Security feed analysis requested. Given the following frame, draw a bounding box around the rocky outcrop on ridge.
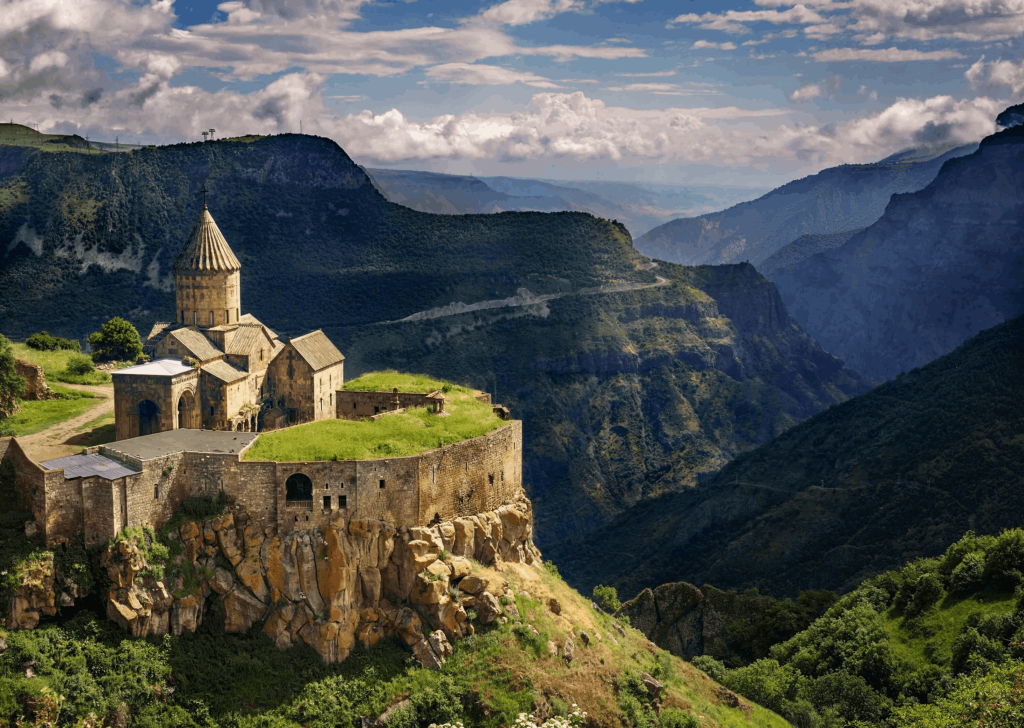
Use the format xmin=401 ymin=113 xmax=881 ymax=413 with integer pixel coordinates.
xmin=98 ymin=491 xmax=539 ymax=667
xmin=5 ymin=553 xmax=89 ymax=631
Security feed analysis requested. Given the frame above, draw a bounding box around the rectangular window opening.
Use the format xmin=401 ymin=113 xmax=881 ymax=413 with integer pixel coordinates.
xmin=339 ymin=495 xmax=347 ymax=508
xmin=323 ymin=495 xmax=331 ymax=510
xmin=488 ymin=474 xmax=494 ymax=486
xmin=154 ymin=484 xmax=159 ymax=499
xmin=379 ymin=479 xmax=385 ymax=489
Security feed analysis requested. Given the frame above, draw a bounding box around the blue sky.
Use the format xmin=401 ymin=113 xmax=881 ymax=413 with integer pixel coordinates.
xmin=1 ymin=0 xmax=1022 ymax=186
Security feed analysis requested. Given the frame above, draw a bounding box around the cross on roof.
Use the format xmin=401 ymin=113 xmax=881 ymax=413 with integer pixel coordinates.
xmin=201 ymin=185 xmax=208 ymax=209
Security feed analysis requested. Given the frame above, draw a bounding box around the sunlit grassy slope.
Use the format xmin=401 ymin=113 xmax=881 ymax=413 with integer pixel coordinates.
xmin=244 ymin=372 xmax=505 ymax=462
xmin=9 ymin=342 xmax=111 ymax=385
xmin=4 ymin=385 xmax=99 ymax=436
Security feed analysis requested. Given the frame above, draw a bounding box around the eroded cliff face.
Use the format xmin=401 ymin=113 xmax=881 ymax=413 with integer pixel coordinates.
xmin=97 ymin=491 xmax=538 ymax=667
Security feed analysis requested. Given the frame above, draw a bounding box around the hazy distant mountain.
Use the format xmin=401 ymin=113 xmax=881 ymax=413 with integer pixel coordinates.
xmin=365 ymin=167 xmax=768 ymax=238
xmin=0 ymin=133 xmax=868 ymax=548
xmin=756 ymin=229 xmax=863 ymax=279
xmin=634 ymin=142 xmax=978 ymax=266
xmin=548 ymin=315 xmax=1024 ymax=598
xmin=771 ymin=123 xmax=1024 ymax=381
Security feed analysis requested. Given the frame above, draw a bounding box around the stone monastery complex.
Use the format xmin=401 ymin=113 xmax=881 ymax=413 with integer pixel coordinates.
xmin=1 ymin=202 xmax=524 ymax=554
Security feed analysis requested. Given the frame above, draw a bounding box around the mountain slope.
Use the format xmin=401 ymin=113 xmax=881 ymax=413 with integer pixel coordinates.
xmin=756 ymin=229 xmax=862 ymax=279
xmin=547 ymin=315 xmax=1024 ymax=598
xmin=365 ymin=168 xmax=768 ymax=238
xmin=634 ymin=143 xmax=977 ymax=266
xmin=770 ymin=124 xmax=1024 ymax=381
xmin=0 ymin=134 xmax=871 ymax=549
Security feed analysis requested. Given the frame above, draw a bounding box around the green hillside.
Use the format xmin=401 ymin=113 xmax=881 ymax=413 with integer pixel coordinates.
xmin=691 ymin=528 xmax=1024 ymax=727
xmin=549 ymin=315 xmax=1024 ymax=597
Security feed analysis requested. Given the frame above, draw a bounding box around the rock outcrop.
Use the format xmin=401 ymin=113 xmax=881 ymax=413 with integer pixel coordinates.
xmin=14 ymin=359 xmax=56 ymax=402
xmin=96 ymin=491 xmax=539 ymax=667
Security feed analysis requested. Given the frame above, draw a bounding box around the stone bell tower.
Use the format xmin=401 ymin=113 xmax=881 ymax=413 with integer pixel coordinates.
xmin=173 ymin=195 xmax=242 ymax=328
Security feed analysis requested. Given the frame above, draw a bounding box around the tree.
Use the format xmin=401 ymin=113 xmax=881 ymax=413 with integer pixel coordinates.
xmin=88 ymin=317 xmax=143 ymax=363
xmin=0 ymin=333 xmax=26 ymax=420
xmin=592 ymin=584 xmax=621 ymax=613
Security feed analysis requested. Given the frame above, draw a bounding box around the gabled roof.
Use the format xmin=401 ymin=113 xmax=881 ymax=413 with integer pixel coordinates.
xmin=290 ymin=329 xmax=345 ymax=372
xmin=173 ymin=204 xmax=241 ymax=274
xmin=114 ymin=359 xmax=194 ymax=377
xmin=170 ymin=327 xmax=224 ymax=362
xmin=147 ymin=322 xmax=173 ymax=341
xmin=202 ymin=359 xmax=248 ymax=383
xmin=226 ymin=324 xmax=265 ymax=356
xmin=239 ymin=313 xmax=278 ymax=341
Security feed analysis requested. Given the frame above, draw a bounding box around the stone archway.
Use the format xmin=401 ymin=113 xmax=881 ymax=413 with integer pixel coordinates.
xmin=177 ymin=390 xmax=197 ymax=430
xmin=285 ymin=473 xmax=313 ymax=503
xmin=138 ymin=399 xmax=160 ymax=436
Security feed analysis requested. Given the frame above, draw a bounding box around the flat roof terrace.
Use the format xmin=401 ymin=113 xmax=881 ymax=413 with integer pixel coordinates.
xmin=103 ymin=429 xmax=259 ymax=461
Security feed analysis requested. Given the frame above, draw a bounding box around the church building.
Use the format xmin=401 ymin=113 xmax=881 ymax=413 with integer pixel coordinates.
xmin=111 ymin=201 xmax=345 ymax=440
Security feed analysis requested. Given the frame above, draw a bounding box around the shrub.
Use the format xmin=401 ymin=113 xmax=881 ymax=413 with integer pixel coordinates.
xmin=26 ymin=331 xmax=79 ymax=351
xmin=723 ymin=659 xmax=803 ymax=716
xmin=592 ymin=584 xmax=621 ymax=613
xmin=0 ymin=333 xmax=26 ymax=419
xmin=658 ymin=708 xmax=699 ymax=728
xmin=614 ymin=670 xmax=659 ymax=728
xmin=87 ymin=317 xmax=143 ymax=363
xmin=386 ymin=675 xmax=466 ymax=728
xmin=692 ymin=655 xmax=728 ymax=684
xmin=63 ymin=354 xmax=96 ymax=376
xmin=949 ymin=552 xmax=985 ymax=593
xmin=905 ymin=574 xmax=944 ymax=618
xmin=983 ymin=529 xmax=1024 ymax=588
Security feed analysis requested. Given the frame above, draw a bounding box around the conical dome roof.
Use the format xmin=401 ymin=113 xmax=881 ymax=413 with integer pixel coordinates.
xmin=173 ymin=204 xmax=241 ymax=274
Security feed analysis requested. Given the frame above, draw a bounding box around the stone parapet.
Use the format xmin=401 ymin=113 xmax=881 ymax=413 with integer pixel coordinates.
xmin=14 ymin=359 xmax=55 ymax=401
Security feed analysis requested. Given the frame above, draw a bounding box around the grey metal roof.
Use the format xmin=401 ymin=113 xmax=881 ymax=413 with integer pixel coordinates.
xmin=290 ymin=329 xmax=345 ymax=372
xmin=202 ymin=359 xmax=248 ymax=383
xmin=40 ymin=453 xmax=139 ymax=481
xmin=114 ymin=358 xmax=194 ymax=377
xmin=103 ymin=429 xmax=259 ymax=460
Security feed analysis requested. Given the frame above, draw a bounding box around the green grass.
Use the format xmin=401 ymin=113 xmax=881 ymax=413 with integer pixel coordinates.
xmin=883 ymin=591 xmax=1018 ymax=669
xmin=0 ymin=123 xmax=100 ymax=154
xmin=341 ymin=370 xmax=462 ymax=395
xmin=9 ymin=342 xmax=111 ymax=385
xmin=244 ymin=389 xmax=504 ymax=462
xmin=4 ymin=385 xmax=100 ymax=436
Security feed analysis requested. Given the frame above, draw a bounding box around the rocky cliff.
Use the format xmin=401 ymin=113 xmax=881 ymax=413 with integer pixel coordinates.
xmin=33 ymin=492 xmax=540 ymax=668
xmin=634 ymin=143 xmax=976 ymax=267
xmin=770 ymin=125 xmax=1024 ymax=381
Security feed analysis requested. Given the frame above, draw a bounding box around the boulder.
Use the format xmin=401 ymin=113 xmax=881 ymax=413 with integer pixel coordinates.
xmin=210 ymin=568 xmax=234 ymax=595
xmin=459 ymin=574 xmax=489 ymax=595
xmin=579 ymin=629 xmax=590 ymax=646
xmin=412 ymin=638 xmax=444 ymax=670
xmin=562 ymin=635 xmax=574 ymax=663
xmin=477 ymin=591 xmax=503 ymax=624
xmin=428 ymin=630 xmax=453 ymax=662
xmin=641 ymin=672 xmax=664 ymax=702
xmin=546 ymin=640 xmax=558 ymax=657
xmin=448 ymin=556 xmax=472 ymax=580
xmin=547 ymin=597 xmax=562 ymax=615
xmin=223 ymin=588 xmax=267 ymax=633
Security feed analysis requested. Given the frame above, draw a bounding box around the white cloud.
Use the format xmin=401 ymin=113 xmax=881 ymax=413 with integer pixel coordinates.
xmin=966 ymin=55 xmax=1024 ymax=96
xmin=692 ymin=41 xmax=738 ymax=51
xmin=615 ymin=70 xmax=676 ymax=77
xmin=670 ymin=6 xmax=828 ymax=33
xmin=425 ymin=62 xmax=562 ymax=88
xmin=471 ymin=0 xmax=583 ymax=27
xmin=790 ymin=83 xmax=823 ymax=100
xmin=607 ymin=82 xmax=692 ymax=95
xmin=813 ymin=47 xmax=965 ymax=62
xmin=518 ymin=44 xmax=647 ymax=61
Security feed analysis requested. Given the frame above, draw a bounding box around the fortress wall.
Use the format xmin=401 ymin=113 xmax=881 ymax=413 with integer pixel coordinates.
xmin=119 ymin=452 xmax=190 ymax=534
xmin=336 ymin=391 xmax=442 ymax=420
xmin=356 ymin=457 xmax=419 ymax=525
xmin=44 ymin=475 xmax=85 ymax=546
xmin=416 ymin=422 xmax=523 ymax=523
xmin=81 ymin=477 xmax=116 ymax=547
xmin=1 ymin=437 xmax=50 ymax=542
xmin=229 ymin=460 xmax=278 ymax=526
xmin=269 ymin=460 xmax=360 ymax=534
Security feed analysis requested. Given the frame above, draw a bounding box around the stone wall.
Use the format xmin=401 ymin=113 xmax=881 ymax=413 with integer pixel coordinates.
xmin=265 ymin=345 xmax=342 ymax=424
xmin=1 ymin=437 xmax=48 ymax=540
xmin=113 ymin=369 xmax=200 ymax=440
xmin=14 ymin=359 xmax=54 ymax=401
xmin=416 ymin=421 xmax=523 ymax=524
xmin=336 ymin=390 xmax=443 ymax=420
xmin=175 ymin=270 xmax=241 ymax=327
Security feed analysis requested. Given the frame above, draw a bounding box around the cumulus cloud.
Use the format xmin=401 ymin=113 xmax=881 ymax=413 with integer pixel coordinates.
xmin=670 ymin=6 xmax=829 ymax=33
xmin=470 ymin=0 xmax=583 ymax=27
xmin=692 ymin=41 xmax=738 ymax=51
xmin=425 ymin=63 xmax=562 ymax=88
xmin=813 ymin=47 xmax=965 ymax=62
xmin=966 ymin=56 xmax=1024 ymax=96
xmin=788 ymin=75 xmax=841 ymax=101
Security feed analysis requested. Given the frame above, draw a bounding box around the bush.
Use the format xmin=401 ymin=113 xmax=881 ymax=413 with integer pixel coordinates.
xmin=26 ymin=331 xmax=79 ymax=351
xmin=691 ymin=655 xmax=728 ymax=684
xmin=905 ymin=574 xmax=944 ymax=618
xmin=723 ymin=659 xmax=803 ymax=716
xmin=614 ymin=670 xmax=659 ymax=728
xmin=592 ymin=584 xmax=621 ymax=613
xmin=658 ymin=707 xmax=699 ymax=728
xmin=386 ymin=675 xmax=466 ymax=728
xmin=87 ymin=317 xmax=143 ymax=363
xmin=0 ymin=333 xmax=25 ymax=419
xmin=949 ymin=552 xmax=985 ymax=593
xmin=983 ymin=529 xmax=1024 ymax=588
xmin=63 ymin=355 xmax=96 ymax=376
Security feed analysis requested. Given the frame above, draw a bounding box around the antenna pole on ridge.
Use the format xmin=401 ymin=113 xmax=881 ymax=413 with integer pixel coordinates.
xmin=201 ymin=185 xmax=208 ymax=209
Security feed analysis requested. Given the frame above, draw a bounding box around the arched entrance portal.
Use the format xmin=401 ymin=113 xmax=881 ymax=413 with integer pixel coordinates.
xmin=177 ymin=391 xmax=196 ymax=430
xmin=138 ymin=400 xmax=160 ymax=436
xmin=285 ymin=473 xmax=313 ymax=503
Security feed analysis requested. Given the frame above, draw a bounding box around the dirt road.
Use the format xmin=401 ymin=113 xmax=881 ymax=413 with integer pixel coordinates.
xmin=18 ymin=382 xmax=115 ymax=463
